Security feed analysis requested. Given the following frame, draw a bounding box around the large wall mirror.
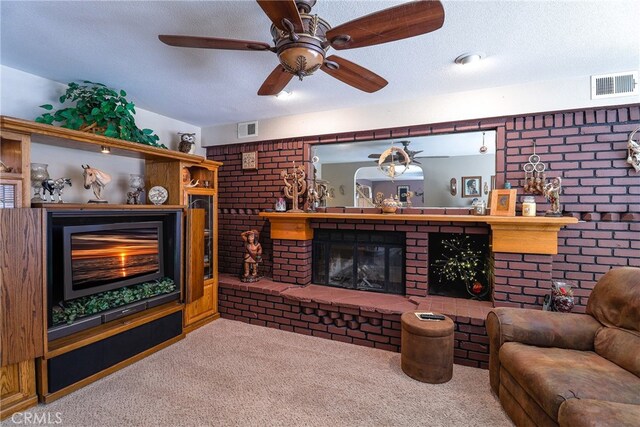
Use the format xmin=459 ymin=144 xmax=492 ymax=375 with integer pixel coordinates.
xmin=312 ymin=130 xmax=496 ymax=208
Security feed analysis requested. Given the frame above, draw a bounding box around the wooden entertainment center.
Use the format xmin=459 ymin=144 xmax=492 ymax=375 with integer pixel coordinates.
xmin=0 ymin=116 xmax=221 ymax=418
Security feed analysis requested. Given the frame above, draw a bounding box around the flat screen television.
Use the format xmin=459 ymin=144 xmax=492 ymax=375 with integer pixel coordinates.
xmin=63 ymin=221 xmax=164 ymax=300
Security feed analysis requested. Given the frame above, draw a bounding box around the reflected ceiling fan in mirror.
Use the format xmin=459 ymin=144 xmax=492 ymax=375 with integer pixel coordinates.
xmin=158 ymin=0 xmax=445 ymax=96
xmin=368 ymin=141 xmax=424 ymax=165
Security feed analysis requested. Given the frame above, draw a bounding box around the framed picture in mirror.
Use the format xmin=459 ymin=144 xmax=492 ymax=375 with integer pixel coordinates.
xmin=397 ymin=185 xmax=410 ymax=203
xmin=462 ymin=176 xmax=482 ymax=198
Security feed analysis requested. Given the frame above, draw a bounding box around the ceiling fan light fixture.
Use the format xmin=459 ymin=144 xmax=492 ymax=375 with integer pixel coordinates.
xmin=275 ymin=90 xmax=292 ymax=99
xmin=455 ymin=52 xmax=483 ymax=65
xmin=278 ymin=45 xmax=325 ymax=79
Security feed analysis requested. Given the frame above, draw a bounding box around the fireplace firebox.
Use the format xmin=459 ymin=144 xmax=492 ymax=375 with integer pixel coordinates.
xmin=312 ymin=230 xmax=405 ymax=295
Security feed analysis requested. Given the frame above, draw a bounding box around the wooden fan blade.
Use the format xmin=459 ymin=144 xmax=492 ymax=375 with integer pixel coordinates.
xmin=321 ymin=55 xmax=387 ymax=93
xmin=256 ymin=0 xmax=304 ymax=32
xmin=326 ymin=0 xmax=444 ymax=50
xmin=258 ymin=65 xmax=294 ymax=96
xmin=159 ymin=35 xmax=272 ymax=51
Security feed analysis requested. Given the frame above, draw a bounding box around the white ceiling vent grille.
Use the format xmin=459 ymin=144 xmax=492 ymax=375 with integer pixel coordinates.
xmin=591 ymin=71 xmax=638 ymax=99
xmin=237 ymin=121 xmax=258 ymax=139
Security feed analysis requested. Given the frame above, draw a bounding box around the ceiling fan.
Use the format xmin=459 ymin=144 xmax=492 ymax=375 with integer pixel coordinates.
xmin=368 ymin=141 xmax=425 ymax=165
xmin=158 ymin=0 xmax=445 ymax=96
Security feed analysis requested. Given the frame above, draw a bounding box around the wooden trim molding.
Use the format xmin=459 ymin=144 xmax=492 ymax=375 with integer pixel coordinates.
xmin=259 ymin=212 xmax=578 ymax=254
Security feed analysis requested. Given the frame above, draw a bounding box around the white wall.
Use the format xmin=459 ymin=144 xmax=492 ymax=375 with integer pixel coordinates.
xmin=0 ymin=66 xmax=204 ymax=203
xmin=201 ymin=75 xmax=640 ymax=145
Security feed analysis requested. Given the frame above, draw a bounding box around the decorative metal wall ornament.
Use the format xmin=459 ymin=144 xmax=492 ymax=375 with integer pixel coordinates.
xmin=377 ymin=145 xmax=410 ymax=180
xmin=523 ymin=139 xmax=546 ymax=194
xmin=281 ymin=162 xmax=307 ymax=212
xmin=450 ymin=177 xmax=457 ymax=196
xmin=627 ymin=125 xmax=640 ymax=172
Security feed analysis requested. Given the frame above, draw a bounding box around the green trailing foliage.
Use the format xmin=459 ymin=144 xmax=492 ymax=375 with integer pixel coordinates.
xmin=35 ymin=80 xmax=166 ymax=149
xmin=51 ymin=277 xmax=176 ymax=326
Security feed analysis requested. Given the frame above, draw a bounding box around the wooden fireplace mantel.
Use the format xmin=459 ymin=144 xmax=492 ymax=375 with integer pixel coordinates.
xmin=259 ymin=212 xmax=578 ymax=255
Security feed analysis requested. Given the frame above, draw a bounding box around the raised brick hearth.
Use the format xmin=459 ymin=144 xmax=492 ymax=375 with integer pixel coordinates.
xmin=219 ymin=274 xmax=492 ymax=368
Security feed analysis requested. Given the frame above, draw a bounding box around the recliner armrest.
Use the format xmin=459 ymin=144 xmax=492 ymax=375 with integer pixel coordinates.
xmin=486 ymin=308 xmax=602 ymax=395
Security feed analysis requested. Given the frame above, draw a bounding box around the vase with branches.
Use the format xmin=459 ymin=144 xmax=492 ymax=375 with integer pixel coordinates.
xmin=432 ymin=235 xmax=490 ymax=299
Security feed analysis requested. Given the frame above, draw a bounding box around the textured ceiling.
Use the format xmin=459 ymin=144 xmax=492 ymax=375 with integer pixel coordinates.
xmin=1 ymin=0 xmax=638 ymax=127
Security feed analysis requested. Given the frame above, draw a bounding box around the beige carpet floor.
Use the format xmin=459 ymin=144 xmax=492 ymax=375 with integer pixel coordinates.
xmin=3 ymin=319 xmax=512 ymax=427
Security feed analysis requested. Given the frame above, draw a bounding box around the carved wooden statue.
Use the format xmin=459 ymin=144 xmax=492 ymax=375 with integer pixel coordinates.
xmin=281 ymin=162 xmax=307 ymax=212
xmin=240 ymin=229 xmax=262 ymax=282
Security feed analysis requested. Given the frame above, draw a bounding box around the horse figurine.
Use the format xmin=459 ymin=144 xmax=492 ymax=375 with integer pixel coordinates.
xmin=42 ymin=178 xmax=72 ymax=203
xmin=81 ymin=165 xmax=111 ymax=203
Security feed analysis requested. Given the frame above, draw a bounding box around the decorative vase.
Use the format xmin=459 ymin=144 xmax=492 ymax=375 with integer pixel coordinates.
xmin=552 ymin=295 xmax=575 ymax=312
xmin=551 ymin=280 xmax=575 ymax=312
xmin=30 ymin=163 xmax=50 ymax=202
xmin=381 ymin=197 xmax=398 ymax=214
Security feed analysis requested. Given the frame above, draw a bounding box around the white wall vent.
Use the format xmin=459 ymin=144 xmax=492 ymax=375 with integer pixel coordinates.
xmin=237 ymin=121 xmax=258 ymax=139
xmin=591 ymin=71 xmax=638 ymax=99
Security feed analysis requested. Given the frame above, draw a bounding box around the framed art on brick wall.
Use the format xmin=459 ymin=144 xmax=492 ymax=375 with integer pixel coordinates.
xmin=242 ymin=151 xmax=258 ymax=170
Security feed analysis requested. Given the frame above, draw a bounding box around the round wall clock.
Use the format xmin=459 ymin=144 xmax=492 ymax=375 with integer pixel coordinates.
xmin=148 ymin=186 xmax=168 ymax=205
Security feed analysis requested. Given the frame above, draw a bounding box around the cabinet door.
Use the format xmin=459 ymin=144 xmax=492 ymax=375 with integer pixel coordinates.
xmin=186 ymin=208 xmax=205 ymax=303
xmin=0 ymin=209 xmax=44 ymax=366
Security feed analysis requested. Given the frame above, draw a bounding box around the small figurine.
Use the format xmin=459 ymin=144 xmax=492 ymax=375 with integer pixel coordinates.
xmin=178 ymin=132 xmax=196 ymax=154
xmin=240 ymin=229 xmax=262 ymax=282
xmin=42 ymin=178 xmax=72 ymax=203
xmin=543 ymin=176 xmax=562 ymax=217
xmin=82 ymin=164 xmax=111 ymax=203
xmin=126 ymin=174 xmax=144 ymax=205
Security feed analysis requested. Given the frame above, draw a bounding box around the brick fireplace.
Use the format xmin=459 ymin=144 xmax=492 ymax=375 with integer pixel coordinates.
xmin=210 ymin=103 xmax=640 ymax=368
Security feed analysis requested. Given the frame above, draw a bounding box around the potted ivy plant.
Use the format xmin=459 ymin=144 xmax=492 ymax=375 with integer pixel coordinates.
xmin=35 ymin=80 xmax=166 ymax=148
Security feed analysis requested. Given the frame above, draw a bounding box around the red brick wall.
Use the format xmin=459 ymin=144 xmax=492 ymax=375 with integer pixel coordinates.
xmin=209 ymin=104 xmax=640 ymax=311
xmin=502 ymin=106 xmax=640 ymax=311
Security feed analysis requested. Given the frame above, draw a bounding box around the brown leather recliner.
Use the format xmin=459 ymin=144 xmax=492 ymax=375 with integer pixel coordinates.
xmin=486 ymin=267 xmax=640 ymax=427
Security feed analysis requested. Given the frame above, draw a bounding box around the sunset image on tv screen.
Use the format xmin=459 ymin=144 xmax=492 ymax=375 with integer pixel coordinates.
xmin=71 ymin=228 xmax=160 ymax=288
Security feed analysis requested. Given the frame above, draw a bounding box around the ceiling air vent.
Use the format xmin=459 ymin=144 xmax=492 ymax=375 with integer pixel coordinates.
xmin=591 ymin=71 xmax=638 ymax=99
xmin=237 ymin=121 xmax=258 ymax=139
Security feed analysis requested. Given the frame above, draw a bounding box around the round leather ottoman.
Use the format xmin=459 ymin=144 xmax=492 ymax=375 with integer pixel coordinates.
xmin=401 ymin=311 xmax=454 ymax=384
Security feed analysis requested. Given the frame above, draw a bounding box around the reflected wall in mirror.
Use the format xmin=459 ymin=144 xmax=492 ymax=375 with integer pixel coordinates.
xmin=313 ymin=131 xmax=496 ymax=208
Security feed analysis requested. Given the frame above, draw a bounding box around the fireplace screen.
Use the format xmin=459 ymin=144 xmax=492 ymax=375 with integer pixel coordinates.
xmin=312 ymin=230 xmax=405 ymax=295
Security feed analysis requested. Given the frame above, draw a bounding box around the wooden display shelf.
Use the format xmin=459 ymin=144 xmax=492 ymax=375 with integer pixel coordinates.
xmin=259 ymin=212 xmax=578 ymax=255
xmin=0 ymin=116 xmax=222 ymax=165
